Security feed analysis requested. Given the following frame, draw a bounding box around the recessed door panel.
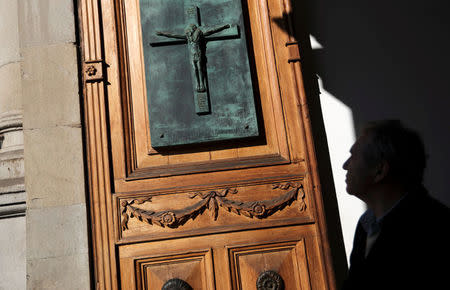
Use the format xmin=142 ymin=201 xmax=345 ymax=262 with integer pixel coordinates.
xmin=228 ymin=241 xmax=311 ymax=290
xmin=135 ymin=250 xmax=214 ymax=290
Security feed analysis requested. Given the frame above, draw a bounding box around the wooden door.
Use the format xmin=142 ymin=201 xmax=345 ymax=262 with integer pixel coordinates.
xmin=79 ymin=0 xmax=343 ymax=289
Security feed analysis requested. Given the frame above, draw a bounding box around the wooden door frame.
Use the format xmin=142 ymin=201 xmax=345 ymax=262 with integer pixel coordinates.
xmin=78 ymin=0 xmax=346 ymax=289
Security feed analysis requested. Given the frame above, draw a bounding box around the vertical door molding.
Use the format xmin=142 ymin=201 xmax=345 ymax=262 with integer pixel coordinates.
xmin=79 ymin=0 xmax=118 ymax=289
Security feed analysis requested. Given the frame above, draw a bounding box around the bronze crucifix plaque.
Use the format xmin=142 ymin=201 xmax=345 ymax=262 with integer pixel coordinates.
xmin=140 ymin=0 xmax=259 ymax=148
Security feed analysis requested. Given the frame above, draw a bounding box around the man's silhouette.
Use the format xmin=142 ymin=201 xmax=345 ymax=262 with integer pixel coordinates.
xmin=341 ymin=120 xmax=450 ymax=290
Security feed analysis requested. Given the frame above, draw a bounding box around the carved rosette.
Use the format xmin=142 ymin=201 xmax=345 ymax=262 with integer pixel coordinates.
xmin=256 ymin=270 xmax=284 ymax=290
xmin=121 ymin=182 xmax=306 ymax=230
xmin=252 ymin=202 xmax=266 ymax=217
xmin=85 ymin=65 xmax=97 ymax=76
xmin=160 ymin=211 xmax=176 ymax=226
xmin=83 ymin=60 xmax=103 ymax=82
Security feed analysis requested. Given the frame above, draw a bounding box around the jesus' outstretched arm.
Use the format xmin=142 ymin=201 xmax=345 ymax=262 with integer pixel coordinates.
xmin=203 ymin=24 xmax=231 ymax=36
xmin=156 ymin=31 xmax=186 ymax=39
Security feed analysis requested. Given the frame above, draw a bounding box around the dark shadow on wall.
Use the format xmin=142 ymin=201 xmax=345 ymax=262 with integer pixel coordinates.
xmin=274 ymin=0 xmax=450 ymax=207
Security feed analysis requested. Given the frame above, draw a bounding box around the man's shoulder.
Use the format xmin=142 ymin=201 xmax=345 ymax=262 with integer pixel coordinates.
xmin=402 ymin=193 xmax=450 ymax=246
xmin=380 ymin=191 xmax=449 ymax=241
xmin=419 ymin=193 xmax=450 ymax=220
xmin=398 ymin=190 xmax=449 ymax=216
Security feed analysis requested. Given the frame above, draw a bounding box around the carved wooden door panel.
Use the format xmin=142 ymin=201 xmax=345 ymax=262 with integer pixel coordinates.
xmin=80 ymin=0 xmax=342 ymax=289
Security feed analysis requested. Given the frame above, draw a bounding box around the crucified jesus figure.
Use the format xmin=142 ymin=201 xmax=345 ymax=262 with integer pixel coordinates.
xmin=156 ymin=23 xmax=231 ymax=92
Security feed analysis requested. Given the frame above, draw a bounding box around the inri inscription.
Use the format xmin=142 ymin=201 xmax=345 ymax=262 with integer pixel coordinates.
xmin=141 ymin=0 xmax=259 ymax=148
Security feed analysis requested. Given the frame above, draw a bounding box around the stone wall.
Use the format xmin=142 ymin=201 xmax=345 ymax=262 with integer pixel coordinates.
xmin=20 ymin=0 xmax=91 ymax=288
xmin=0 ymin=0 xmax=91 ymax=288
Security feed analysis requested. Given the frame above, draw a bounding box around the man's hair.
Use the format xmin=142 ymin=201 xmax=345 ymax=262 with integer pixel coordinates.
xmin=362 ymin=120 xmax=427 ymax=187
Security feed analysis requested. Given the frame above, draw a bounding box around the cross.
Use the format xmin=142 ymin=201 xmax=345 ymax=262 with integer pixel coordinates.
xmin=149 ymin=6 xmax=240 ymax=114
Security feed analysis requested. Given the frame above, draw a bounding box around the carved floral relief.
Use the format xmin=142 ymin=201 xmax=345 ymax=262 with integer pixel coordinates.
xmin=121 ymin=182 xmax=306 ymax=231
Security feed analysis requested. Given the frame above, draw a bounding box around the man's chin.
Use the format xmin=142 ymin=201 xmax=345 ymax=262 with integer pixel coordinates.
xmin=345 ymin=187 xmax=358 ymax=197
xmin=344 ymin=184 xmax=352 ymax=195
xmin=348 ymin=191 xmax=366 ymax=202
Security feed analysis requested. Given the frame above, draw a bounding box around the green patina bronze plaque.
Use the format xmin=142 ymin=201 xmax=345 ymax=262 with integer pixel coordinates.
xmin=140 ymin=0 xmax=259 ymax=148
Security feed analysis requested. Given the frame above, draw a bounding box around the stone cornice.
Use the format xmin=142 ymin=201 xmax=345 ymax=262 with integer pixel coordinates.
xmin=0 ymin=109 xmax=25 ymax=218
xmin=0 ymin=110 xmax=23 ymax=133
xmin=0 ymin=184 xmax=26 ymax=218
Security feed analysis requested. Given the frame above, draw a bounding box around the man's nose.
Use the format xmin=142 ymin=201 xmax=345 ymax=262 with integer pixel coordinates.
xmin=342 ymin=158 xmax=349 ymax=170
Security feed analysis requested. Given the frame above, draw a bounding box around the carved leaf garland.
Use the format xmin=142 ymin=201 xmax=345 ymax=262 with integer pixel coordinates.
xmin=121 ymin=182 xmax=306 ymax=230
xmin=120 ymin=196 xmax=152 ymax=230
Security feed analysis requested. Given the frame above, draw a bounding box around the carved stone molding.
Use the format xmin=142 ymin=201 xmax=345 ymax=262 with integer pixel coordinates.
xmin=0 ymin=110 xmax=25 ymax=218
xmin=0 ymin=110 xmax=23 ymax=132
xmin=0 ymin=189 xmax=26 ymax=218
xmin=121 ymin=182 xmax=306 ymax=230
xmin=0 ymin=110 xmax=23 ymax=152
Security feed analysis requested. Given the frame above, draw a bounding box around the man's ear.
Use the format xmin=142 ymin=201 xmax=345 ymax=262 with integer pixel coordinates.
xmin=374 ymin=160 xmax=389 ymax=183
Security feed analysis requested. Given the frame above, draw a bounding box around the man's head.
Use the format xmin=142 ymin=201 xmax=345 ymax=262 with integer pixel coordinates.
xmin=343 ymin=120 xmax=426 ymax=200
